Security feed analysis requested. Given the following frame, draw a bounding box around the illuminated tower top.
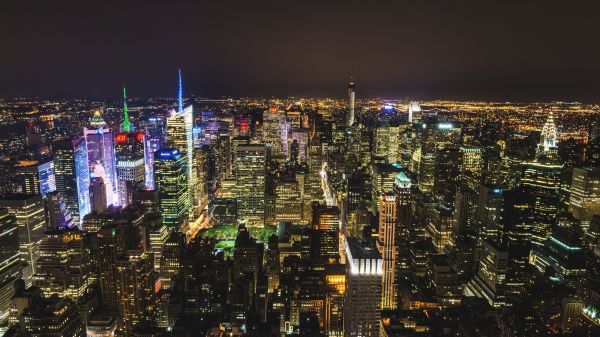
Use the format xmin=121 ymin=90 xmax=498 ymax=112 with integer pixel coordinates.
xmin=123 ymin=85 xmax=130 ymax=132
xmin=178 ymin=69 xmax=183 ymax=113
xmin=540 ymin=111 xmax=558 ymax=151
xmin=90 ymin=110 xmax=107 ymax=128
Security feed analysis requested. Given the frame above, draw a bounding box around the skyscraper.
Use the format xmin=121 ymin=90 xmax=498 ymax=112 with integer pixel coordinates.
xmin=84 ymin=110 xmax=118 ymax=206
xmin=33 ymin=228 xmax=92 ymax=302
xmin=0 ymin=209 xmax=23 ymax=325
xmin=235 ymin=144 xmax=267 ymax=227
xmin=154 ymin=148 xmax=189 ymax=231
xmin=346 ymin=82 xmax=355 ymax=127
xmin=520 ymin=161 xmax=562 ymax=248
xmin=0 ymin=195 xmax=45 ymax=287
xmin=378 ymin=192 xmax=399 ymax=310
xmin=378 ymin=172 xmax=412 ymax=310
xmin=464 ymin=240 xmax=509 ymax=308
xmin=343 ymin=237 xmax=382 ymax=337
xmin=14 ymin=160 xmax=56 ymax=198
xmin=312 ymin=204 xmax=340 ymax=263
xmin=569 ymin=167 xmax=600 ymax=231
xmin=115 ymin=132 xmax=146 ymax=207
xmin=167 ymin=71 xmax=195 ymax=219
xmin=53 ymin=138 xmax=91 ymax=224
xmin=139 ymin=115 xmax=167 ymax=190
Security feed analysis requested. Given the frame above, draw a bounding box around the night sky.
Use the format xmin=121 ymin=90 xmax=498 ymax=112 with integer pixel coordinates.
xmin=2 ymin=0 xmax=600 ymax=101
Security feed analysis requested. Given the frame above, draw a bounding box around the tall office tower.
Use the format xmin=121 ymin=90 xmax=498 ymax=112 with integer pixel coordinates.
xmin=148 ymin=218 xmax=170 ymax=273
xmin=167 ymin=72 xmax=194 ymax=214
xmin=235 ymin=144 xmax=267 ymax=227
xmin=231 ymin=136 xmax=250 ymax=175
xmin=343 ymin=237 xmax=382 ymax=337
xmin=0 ymin=195 xmax=45 ymax=287
xmin=520 ymin=161 xmax=562 ymax=248
xmin=96 ymin=225 xmax=126 ymax=312
xmin=426 ymin=205 xmax=454 ymax=253
xmin=569 ymin=167 xmax=600 ymax=231
xmin=139 ymin=115 xmax=166 ymax=190
xmin=167 ymin=106 xmax=194 ymax=213
xmin=371 ymin=162 xmax=404 ymax=212
xmin=264 ymin=107 xmax=285 ymax=158
xmin=394 ymin=173 xmax=412 ymax=271
xmin=477 ymin=184 xmax=504 ymax=243
xmin=346 ymin=82 xmax=355 ymax=127
xmin=378 ymin=192 xmax=399 ymax=310
xmin=115 ymin=251 xmax=156 ymax=333
xmin=84 ymin=110 xmax=118 ymax=206
xmin=408 ymin=101 xmax=422 ymax=123
xmin=531 ymin=229 xmax=586 ymax=286
xmin=459 ymin=145 xmax=483 ymax=179
xmin=115 ymin=132 xmax=146 ymax=207
xmin=15 ymin=291 xmax=85 ymax=337
xmin=275 ymin=174 xmax=303 ymax=223
xmin=44 ymin=191 xmax=75 ymax=230
xmin=160 ymin=232 xmax=184 ymax=290
xmin=0 ymin=209 xmax=24 ymax=325
xmin=453 ymin=188 xmax=477 ymax=234
xmin=312 ymin=204 xmax=340 ymax=263
xmin=373 ymin=121 xmax=401 ymax=163
xmin=307 ymin=138 xmax=325 ymax=205
xmin=154 ymin=149 xmax=189 ymax=231
xmin=53 ymin=138 xmax=91 ymax=224
xmin=428 ymin=255 xmax=463 ymax=307
xmin=433 ymin=146 xmax=461 ymax=207
xmin=33 ymin=228 xmax=92 ymax=302
xmin=536 ymin=111 xmax=559 ymax=161
xmin=14 ymin=160 xmax=56 ymax=197
xmin=464 ymin=239 xmax=509 ymax=308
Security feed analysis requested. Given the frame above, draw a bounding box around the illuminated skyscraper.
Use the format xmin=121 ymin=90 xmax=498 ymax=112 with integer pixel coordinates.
xmin=139 ymin=115 xmax=167 ymax=190
xmin=343 ymin=237 xmax=382 ymax=337
xmin=33 ymin=228 xmax=92 ymax=302
xmin=84 ymin=110 xmax=118 ymax=206
xmin=378 ymin=192 xmax=399 ymax=310
xmin=53 ymin=138 xmax=91 ymax=224
xmin=373 ymin=121 xmax=400 ymax=164
xmin=167 ymin=106 xmax=194 ymax=217
xmin=377 ymin=172 xmax=411 ymax=310
xmin=536 ymin=111 xmax=559 ymax=160
xmin=14 ymin=160 xmax=56 ymax=198
xmin=569 ymin=167 xmax=600 ymax=231
xmin=115 ymin=132 xmax=146 ymax=207
xmin=312 ymin=204 xmax=340 ymax=263
xmin=235 ymin=144 xmax=267 ymax=227
xmin=0 ymin=195 xmax=45 ymax=287
xmin=346 ymin=82 xmax=355 ymax=127
xmin=464 ymin=240 xmax=509 ymax=308
xmin=154 ymin=148 xmax=189 ymax=231
xmin=520 ymin=161 xmax=562 ymax=248
xmin=0 ymin=209 xmax=23 ymax=325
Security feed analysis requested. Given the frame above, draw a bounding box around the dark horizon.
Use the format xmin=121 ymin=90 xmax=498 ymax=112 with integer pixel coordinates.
xmin=2 ymin=0 xmax=600 ymax=102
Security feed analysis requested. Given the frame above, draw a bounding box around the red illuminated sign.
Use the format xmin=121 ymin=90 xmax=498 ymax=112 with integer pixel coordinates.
xmin=115 ymin=133 xmax=127 ymax=143
xmin=136 ymin=132 xmax=144 ymax=142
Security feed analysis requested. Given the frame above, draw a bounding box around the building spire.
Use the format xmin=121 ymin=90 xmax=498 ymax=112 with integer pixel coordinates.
xmin=540 ymin=111 xmax=557 ymax=151
xmin=178 ymin=69 xmax=183 ymax=112
xmin=123 ymin=85 xmax=130 ymax=132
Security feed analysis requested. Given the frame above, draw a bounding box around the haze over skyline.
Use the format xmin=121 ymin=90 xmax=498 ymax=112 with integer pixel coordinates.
xmin=2 ymin=0 xmax=600 ymax=101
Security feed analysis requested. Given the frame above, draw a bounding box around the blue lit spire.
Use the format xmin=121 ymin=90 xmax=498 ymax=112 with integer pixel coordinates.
xmin=178 ymin=69 xmax=183 ymax=112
